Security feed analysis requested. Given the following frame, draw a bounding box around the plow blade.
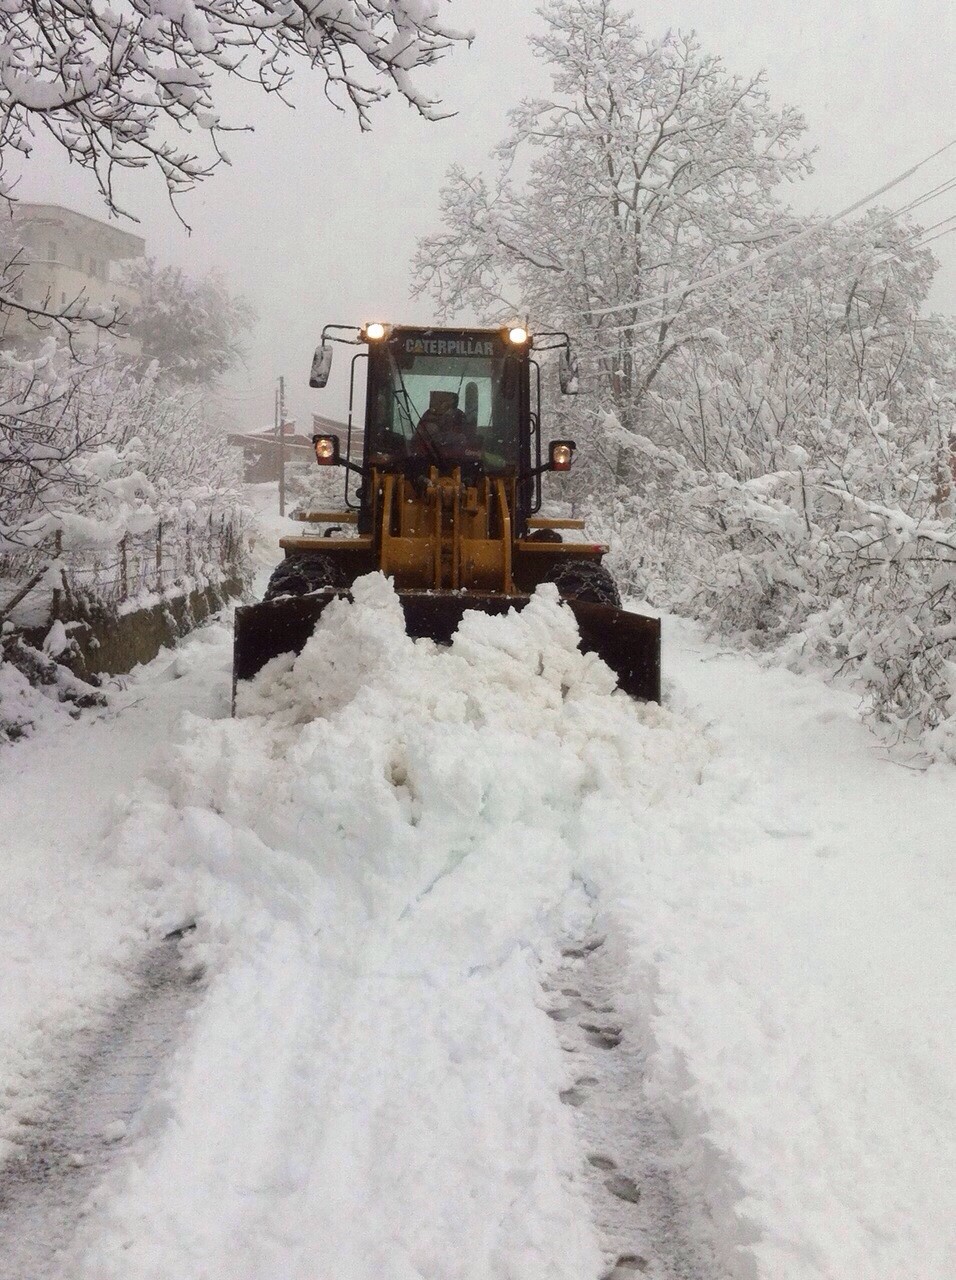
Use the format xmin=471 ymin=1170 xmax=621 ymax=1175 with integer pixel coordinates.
xmin=233 ymin=591 xmax=660 ymax=706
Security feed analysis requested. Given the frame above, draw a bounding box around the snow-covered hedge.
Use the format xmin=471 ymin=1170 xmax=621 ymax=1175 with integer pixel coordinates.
xmin=0 ymin=340 xmax=250 ymax=741
xmin=1 ymin=339 xmax=248 ymax=604
xmin=586 ymin=220 xmax=956 ymax=755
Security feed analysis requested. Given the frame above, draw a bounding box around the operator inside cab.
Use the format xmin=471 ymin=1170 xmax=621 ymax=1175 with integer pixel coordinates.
xmin=412 ymin=390 xmax=480 ymax=463
xmin=365 ymin=331 xmax=520 ymax=474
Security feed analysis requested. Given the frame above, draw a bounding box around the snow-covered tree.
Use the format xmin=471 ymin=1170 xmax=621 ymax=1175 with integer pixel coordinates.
xmin=124 ymin=259 xmax=254 ymax=385
xmin=0 ymin=342 xmax=118 ymax=558
xmin=592 ymin=210 xmax=956 ymax=751
xmin=414 ymin=0 xmax=956 ymax=753
xmin=0 ymin=0 xmax=471 ymax=219
xmin=0 ymin=0 xmax=469 ymax=342
xmin=414 ymin=0 xmax=811 ymax=459
xmin=679 ymin=218 xmax=955 ymax=741
xmin=0 ymin=341 xmax=243 ymax=602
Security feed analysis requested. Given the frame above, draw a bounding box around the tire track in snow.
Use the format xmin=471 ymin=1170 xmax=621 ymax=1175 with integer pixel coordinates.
xmin=0 ymin=932 xmax=202 ymax=1278
xmin=548 ymin=923 xmax=749 ymax=1280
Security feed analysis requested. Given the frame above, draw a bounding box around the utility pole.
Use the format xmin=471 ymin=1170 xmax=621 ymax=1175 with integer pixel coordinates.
xmin=273 ymin=381 xmax=280 ymax=504
xmin=277 ymin=375 xmax=286 ymax=517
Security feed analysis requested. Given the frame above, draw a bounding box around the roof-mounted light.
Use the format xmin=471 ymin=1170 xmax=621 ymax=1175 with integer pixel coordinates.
xmin=507 ymin=326 xmax=529 ymax=345
xmin=363 ymin=322 xmax=387 ymax=342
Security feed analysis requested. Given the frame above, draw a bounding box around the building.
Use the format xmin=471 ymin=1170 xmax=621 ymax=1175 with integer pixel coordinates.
xmin=228 ymin=415 xmax=358 ymax=483
xmin=227 ymin=422 xmax=318 ymax=484
xmin=1 ymin=203 xmax=145 ymax=352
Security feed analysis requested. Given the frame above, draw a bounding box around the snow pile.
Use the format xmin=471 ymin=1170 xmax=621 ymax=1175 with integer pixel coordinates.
xmin=0 ymin=628 xmax=106 ymax=743
xmin=66 ymin=575 xmax=721 ymax=1279
xmin=4 ymin=578 xmax=952 ymax=1279
xmin=0 ymin=641 xmax=61 ymax=743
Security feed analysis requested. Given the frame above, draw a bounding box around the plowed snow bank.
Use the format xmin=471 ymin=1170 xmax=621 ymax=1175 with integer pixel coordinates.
xmin=67 ymin=576 xmax=724 ymax=1279
xmin=3 ymin=577 xmax=952 ymax=1280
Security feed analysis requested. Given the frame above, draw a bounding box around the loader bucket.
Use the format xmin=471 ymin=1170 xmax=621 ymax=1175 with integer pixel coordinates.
xmin=233 ymin=591 xmax=660 ymax=708
xmin=566 ymin=599 xmax=661 ymax=703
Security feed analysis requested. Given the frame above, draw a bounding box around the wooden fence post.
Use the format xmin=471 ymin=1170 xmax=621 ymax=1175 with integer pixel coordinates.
xmin=51 ymin=530 xmax=63 ymax=621
xmin=119 ymin=535 xmax=128 ymax=600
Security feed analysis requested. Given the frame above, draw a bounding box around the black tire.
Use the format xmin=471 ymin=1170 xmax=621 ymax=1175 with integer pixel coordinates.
xmin=524 ymin=527 xmax=564 ymax=544
xmin=546 ymin=559 xmax=622 ymax=609
xmin=263 ymin=553 xmax=348 ymax=601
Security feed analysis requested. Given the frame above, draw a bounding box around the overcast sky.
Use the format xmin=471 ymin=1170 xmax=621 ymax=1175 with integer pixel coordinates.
xmin=18 ymin=0 xmax=956 ymax=431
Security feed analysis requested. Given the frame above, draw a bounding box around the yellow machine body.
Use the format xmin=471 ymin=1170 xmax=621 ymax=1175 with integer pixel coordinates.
xmin=233 ymin=322 xmax=661 ymax=702
xmin=276 ymin=467 xmax=607 ymax=594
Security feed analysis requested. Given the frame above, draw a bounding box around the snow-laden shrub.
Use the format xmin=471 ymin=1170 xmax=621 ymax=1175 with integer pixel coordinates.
xmin=0 ymin=341 xmax=250 ymax=627
xmin=0 ymin=628 xmax=106 ymax=743
xmin=552 ymin=215 xmax=956 ymax=753
xmin=583 ymin=207 xmax=956 ymax=753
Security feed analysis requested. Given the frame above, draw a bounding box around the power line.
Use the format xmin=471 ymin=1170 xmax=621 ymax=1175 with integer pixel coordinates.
xmin=570 ymin=137 xmax=956 ymax=323
xmin=593 ymin=175 xmax=956 ymax=340
xmin=577 ymin=223 xmax=954 ymax=369
xmin=890 ymin=174 xmax=956 ymax=220
xmin=911 ymin=212 xmax=956 ymax=241
xmin=914 ymin=221 xmax=956 ymax=251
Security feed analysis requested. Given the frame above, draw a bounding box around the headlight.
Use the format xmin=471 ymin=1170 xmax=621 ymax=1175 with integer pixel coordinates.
xmin=508 ymin=326 xmax=529 ymax=345
xmin=364 ymin=322 xmax=387 ymax=341
xmin=313 ymin=434 xmax=339 ymax=465
xmin=549 ymin=440 xmax=575 ymax=471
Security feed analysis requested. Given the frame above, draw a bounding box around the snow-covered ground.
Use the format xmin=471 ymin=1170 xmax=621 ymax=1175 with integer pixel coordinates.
xmin=0 ymin=514 xmax=953 ymax=1278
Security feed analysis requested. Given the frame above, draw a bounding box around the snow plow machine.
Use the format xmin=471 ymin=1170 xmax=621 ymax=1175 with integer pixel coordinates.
xmin=233 ymin=322 xmax=660 ymax=703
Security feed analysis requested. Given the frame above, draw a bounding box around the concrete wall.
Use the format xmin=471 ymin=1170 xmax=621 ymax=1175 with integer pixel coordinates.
xmin=24 ymin=578 xmax=245 ymax=680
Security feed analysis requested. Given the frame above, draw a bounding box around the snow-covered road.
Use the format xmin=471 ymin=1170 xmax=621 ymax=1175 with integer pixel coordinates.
xmin=0 ymin=576 xmax=952 ymax=1280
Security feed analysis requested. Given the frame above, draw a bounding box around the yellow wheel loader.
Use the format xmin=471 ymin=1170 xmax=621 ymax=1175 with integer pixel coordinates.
xmin=233 ymin=323 xmax=660 ymax=701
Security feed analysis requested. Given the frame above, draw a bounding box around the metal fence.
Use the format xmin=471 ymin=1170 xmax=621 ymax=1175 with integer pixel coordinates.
xmin=1 ymin=513 xmax=246 ymax=623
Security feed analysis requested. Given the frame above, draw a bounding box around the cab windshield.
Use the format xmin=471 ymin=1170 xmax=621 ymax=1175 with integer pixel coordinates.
xmin=366 ymin=332 xmax=524 ymax=473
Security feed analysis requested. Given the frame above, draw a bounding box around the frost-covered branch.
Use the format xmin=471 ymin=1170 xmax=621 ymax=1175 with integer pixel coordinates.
xmin=0 ymin=0 xmax=471 ymax=218
xmin=413 ymin=0 xmax=812 ymax=445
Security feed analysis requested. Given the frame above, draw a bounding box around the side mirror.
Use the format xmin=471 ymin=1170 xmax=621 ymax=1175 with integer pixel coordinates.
xmin=548 ymin=440 xmax=576 ymax=472
xmin=309 ymin=344 xmax=333 ymax=388
xmin=558 ymin=349 xmax=579 ymax=395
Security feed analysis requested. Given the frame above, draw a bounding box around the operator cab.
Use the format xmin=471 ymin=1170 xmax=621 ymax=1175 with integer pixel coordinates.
xmin=365 ymin=326 xmax=528 ymax=478
xmin=309 ymin=321 xmax=578 ymax=534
